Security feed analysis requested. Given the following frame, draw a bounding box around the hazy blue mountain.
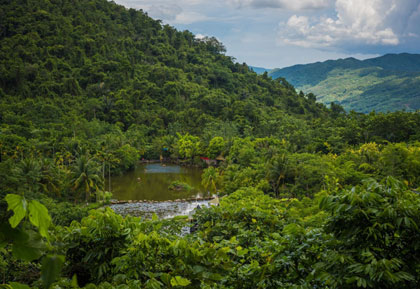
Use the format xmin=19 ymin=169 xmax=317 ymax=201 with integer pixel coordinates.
xmin=269 ymin=54 xmax=420 ymax=113
xmin=249 ymin=66 xmax=272 ymax=74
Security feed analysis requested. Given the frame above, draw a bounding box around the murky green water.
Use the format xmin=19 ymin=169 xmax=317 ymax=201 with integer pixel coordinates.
xmin=110 ymin=163 xmax=205 ymax=201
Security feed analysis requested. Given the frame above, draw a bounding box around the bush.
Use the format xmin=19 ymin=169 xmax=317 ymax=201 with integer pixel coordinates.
xmin=318 ymin=177 xmax=420 ymax=289
xmin=61 ymin=208 xmax=139 ymax=286
xmin=168 ymin=180 xmax=193 ymax=192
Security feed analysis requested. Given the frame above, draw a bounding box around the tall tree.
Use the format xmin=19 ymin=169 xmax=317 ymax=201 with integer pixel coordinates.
xmin=70 ymin=154 xmax=103 ymax=202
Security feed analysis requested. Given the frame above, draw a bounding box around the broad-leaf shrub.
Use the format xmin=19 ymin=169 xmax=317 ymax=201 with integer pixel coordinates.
xmin=61 ymin=208 xmax=139 ymax=286
xmin=318 ymin=177 xmax=420 ymax=288
xmin=112 ymin=232 xmax=229 ymax=288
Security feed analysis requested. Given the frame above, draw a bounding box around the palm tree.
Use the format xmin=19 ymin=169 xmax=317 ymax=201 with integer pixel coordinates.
xmin=70 ymin=154 xmax=103 ymax=202
xmin=13 ymin=157 xmax=42 ymax=193
xmin=201 ymin=167 xmax=220 ymax=195
xmin=39 ymin=157 xmax=64 ymax=198
xmin=266 ymin=154 xmax=289 ymax=197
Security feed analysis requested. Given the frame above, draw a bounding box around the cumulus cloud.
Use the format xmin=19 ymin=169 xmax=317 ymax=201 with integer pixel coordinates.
xmin=195 ymin=33 xmax=206 ymax=40
xmin=114 ymin=0 xmax=210 ymax=24
xmin=228 ymin=0 xmax=331 ymax=10
xmin=406 ymin=3 xmax=420 ymax=37
xmin=147 ymin=4 xmax=182 ymax=20
xmin=173 ymin=11 xmax=211 ymax=24
xmin=278 ymin=0 xmax=420 ymax=49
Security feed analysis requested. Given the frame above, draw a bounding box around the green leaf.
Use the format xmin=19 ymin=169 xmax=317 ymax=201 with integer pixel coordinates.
xmin=41 ymin=254 xmax=65 ymax=289
xmin=206 ymin=273 xmax=223 ymax=281
xmin=28 ymin=200 xmax=51 ymax=239
xmin=12 ymin=230 xmax=45 ymax=261
xmin=71 ymin=275 xmax=79 ymax=288
xmin=159 ymin=273 xmax=171 ymax=286
xmin=5 ymin=194 xmax=27 ymax=228
xmin=0 ymin=223 xmax=31 ymax=247
xmin=170 ymin=276 xmax=191 ymax=287
xmin=9 ymin=282 xmax=30 ymax=289
xmin=0 ymin=223 xmax=14 ymax=248
xmin=282 ymin=223 xmax=304 ymax=235
xmin=145 ymin=278 xmax=162 ymax=289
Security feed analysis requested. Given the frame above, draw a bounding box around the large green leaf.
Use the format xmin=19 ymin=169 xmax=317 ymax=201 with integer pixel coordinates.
xmin=159 ymin=273 xmax=171 ymax=286
xmin=0 ymin=223 xmax=29 ymax=248
xmin=5 ymin=194 xmax=27 ymax=228
xmin=41 ymin=254 xmax=65 ymax=289
xmin=170 ymin=276 xmax=191 ymax=287
xmin=28 ymin=200 xmax=51 ymax=239
xmin=12 ymin=230 xmax=45 ymax=261
xmin=9 ymin=282 xmax=31 ymax=289
xmin=11 ymin=242 xmax=42 ymax=261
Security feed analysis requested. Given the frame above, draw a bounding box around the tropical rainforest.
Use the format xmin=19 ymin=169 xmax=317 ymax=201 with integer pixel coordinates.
xmin=268 ymin=54 xmax=420 ymax=113
xmin=1 ymin=0 xmax=420 ymax=288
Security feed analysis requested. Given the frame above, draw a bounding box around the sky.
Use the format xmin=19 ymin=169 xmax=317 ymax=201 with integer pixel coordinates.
xmin=113 ymin=0 xmax=420 ymax=68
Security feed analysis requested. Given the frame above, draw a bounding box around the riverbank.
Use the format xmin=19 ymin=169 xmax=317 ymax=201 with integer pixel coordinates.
xmin=139 ymin=158 xmax=215 ymax=168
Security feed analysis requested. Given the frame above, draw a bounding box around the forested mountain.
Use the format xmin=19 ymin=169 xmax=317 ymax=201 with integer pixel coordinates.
xmin=1 ymin=0 xmax=420 ymax=288
xmin=269 ymin=53 xmax=420 ymax=112
xmin=0 ymin=0 xmax=325 ymax=150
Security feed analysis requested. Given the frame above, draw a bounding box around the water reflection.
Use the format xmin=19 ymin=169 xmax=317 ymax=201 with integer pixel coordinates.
xmin=143 ymin=163 xmax=181 ymax=173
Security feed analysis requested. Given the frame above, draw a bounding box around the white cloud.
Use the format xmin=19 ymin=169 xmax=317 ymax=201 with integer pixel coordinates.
xmin=278 ymin=0 xmax=420 ymax=49
xmin=406 ymin=3 xmax=420 ymax=37
xmin=195 ymin=33 xmax=206 ymax=40
xmin=114 ymin=0 xmax=211 ymax=23
xmin=228 ymin=0 xmax=331 ymax=10
xmin=173 ymin=11 xmax=211 ymax=24
xmin=147 ymin=4 xmax=182 ymax=20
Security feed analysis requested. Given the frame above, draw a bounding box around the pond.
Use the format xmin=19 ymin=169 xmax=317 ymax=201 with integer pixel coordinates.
xmin=109 ymin=163 xmax=211 ymax=219
xmin=110 ymin=163 xmax=206 ymax=201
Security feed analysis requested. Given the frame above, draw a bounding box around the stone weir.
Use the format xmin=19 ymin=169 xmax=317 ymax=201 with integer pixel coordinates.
xmin=109 ymin=197 xmax=216 ymax=219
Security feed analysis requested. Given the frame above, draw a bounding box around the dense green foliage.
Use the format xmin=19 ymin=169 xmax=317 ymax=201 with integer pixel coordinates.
xmin=4 ymin=178 xmax=419 ymax=288
xmin=269 ymin=54 xmax=420 ymax=112
xmin=1 ymin=0 xmax=420 ymax=288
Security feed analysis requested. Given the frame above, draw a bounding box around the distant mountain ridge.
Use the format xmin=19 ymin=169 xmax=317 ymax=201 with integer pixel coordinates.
xmin=269 ymin=53 xmax=420 ymax=113
xmin=249 ymin=66 xmax=271 ymax=74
